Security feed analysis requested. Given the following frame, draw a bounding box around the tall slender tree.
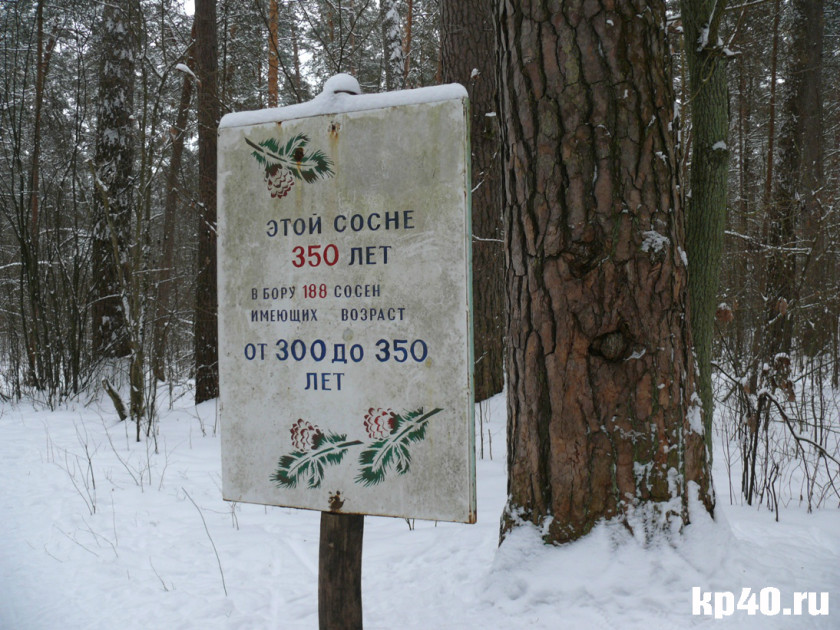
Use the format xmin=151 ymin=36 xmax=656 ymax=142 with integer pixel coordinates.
xmin=381 ymin=0 xmax=404 ymax=90
xmin=771 ymin=0 xmax=825 ymax=355
xmin=194 ymin=0 xmax=219 ymax=403
xmin=152 ymin=35 xmax=195 ymax=383
xmin=21 ymin=0 xmax=56 ymax=388
xmin=441 ymin=0 xmax=504 ymax=402
xmin=91 ymin=0 xmax=140 ymax=359
xmin=680 ymin=0 xmax=730 ymax=446
xmin=267 ymin=0 xmax=280 ymax=107
xmin=497 ymin=0 xmax=713 ymax=544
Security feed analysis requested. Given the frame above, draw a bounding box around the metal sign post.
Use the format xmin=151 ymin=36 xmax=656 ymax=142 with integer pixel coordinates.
xmin=217 ymin=74 xmax=474 ymax=627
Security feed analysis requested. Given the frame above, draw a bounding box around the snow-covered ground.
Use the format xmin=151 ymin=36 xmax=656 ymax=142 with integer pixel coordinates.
xmin=1 ymin=389 xmax=837 ymax=629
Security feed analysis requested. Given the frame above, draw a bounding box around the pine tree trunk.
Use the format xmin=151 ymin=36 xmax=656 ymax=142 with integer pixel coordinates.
xmin=497 ymin=0 xmax=713 ymax=544
xmin=267 ymin=0 xmax=279 ymax=107
xmin=402 ymin=0 xmax=413 ymax=85
xmin=441 ymin=0 xmax=504 ymax=403
xmin=195 ymin=0 xmax=219 ymax=403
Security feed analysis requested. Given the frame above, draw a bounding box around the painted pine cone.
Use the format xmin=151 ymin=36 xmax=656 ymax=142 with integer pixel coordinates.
xmin=265 ymin=164 xmax=294 ymax=198
xmin=290 ymin=418 xmax=323 ymax=451
xmin=364 ymin=408 xmax=396 ymax=440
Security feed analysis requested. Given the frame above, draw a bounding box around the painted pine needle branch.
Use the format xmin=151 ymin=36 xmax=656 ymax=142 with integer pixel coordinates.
xmin=246 ymin=134 xmax=334 ymax=183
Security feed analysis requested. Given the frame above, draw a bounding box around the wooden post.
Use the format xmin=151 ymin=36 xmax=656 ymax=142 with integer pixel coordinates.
xmin=319 ymin=512 xmax=364 ymax=630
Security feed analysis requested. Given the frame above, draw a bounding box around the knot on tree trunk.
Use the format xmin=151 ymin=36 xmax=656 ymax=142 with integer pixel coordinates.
xmin=566 ymin=241 xmax=601 ymax=279
xmin=589 ymin=329 xmax=631 ymax=362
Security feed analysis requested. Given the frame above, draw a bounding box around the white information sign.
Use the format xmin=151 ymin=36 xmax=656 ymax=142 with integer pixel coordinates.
xmin=218 ymin=77 xmax=475 ymax=523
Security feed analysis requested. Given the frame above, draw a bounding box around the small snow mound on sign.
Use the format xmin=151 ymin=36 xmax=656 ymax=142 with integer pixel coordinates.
xmin=319 ymin=73 xmax=361 ymax=97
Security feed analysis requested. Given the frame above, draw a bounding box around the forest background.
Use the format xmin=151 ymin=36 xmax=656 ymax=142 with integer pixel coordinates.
xmin=1 ymin=0 xmax=839 ymax=539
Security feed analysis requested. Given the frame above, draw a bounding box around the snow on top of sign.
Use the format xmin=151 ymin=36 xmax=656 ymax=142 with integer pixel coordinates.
xmin=321 ymin=72 xmax=361 ymax=95
xmin=219 ymin=73 xmax=468 ymax=129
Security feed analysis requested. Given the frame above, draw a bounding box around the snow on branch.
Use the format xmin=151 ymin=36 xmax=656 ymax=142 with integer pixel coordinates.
xmin=175 ymin=63 xmax=196 ymax=81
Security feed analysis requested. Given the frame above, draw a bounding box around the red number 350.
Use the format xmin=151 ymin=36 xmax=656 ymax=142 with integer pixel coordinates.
xmin=291 ymin=244 xmax=339 ymax=268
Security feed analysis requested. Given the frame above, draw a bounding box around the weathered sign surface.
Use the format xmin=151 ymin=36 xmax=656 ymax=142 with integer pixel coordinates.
xmin=218 ymin=77 xmax=475 ymax=523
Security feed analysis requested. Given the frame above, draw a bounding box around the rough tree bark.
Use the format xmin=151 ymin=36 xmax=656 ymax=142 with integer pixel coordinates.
xmin=381 ymin=0 xmax=404 ymax=90
xmin=772 ymin=0 xmax=825 ymax=355
xmin=497 ymin=0 xmax=713 ymax=544
xmin=403 ymin=0 xmax=413 ymax=85
xmin=441 ymin=0 xmax=504 ymax=402
xmin=681 ymin=0 xmax=730 ymax=448
xmin=91 ymin=0 xmax=138 ymax=359
xmin=268 ymin=0 xmax=279 ymax=107
xmin=194 ymin=0 xmax=219 ymax=403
